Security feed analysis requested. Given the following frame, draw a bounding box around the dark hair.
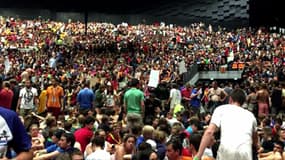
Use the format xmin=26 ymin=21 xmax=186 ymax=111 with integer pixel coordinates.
xmin=101 ymin=115 xmax=109 ymax=124
xmin=261 ymin=117 xmax=271 ymax=126
xmin=62 ymin=133 xmax=76 ymax=147
xmin=0 ymin=76 xmax=3 ymax=84
xmin=91 ymin=136 xmax=105 ymax=148
xmin=54 ymin=129 xmax=65 ymax=139
xmin=198 ymin=112 xmax=210 ymax=121
xmin=71 ymin=148 xmax=83 ymax=157
xmin=230 ymin=88 xmax=246 ymax=105
xmin=137 ymin=141 xmax=152 ymax=151
xmin=189 ymin=133 xmax=202 ymax=151
xmin=94 ymin=129 xmax=106 ymax=136
xmin=171 ymin=83 xmax=178 ymax=89
xmin=46 ymin=116 xmax=56 ymax=126
xmin=158 ymin=123 xmax=171 ymax=136
xmin=84 ymin=80 xmax=90 ymax=87
xmin=123 ymin=134 xmax=137 ymax=143
xmin=189 ymin=118 xmax=200 ymax=128
xmin=275 ymin=118 xmax=283 ymax=125
xmin=275 ymin=140 xmax=284 ymax=150
xmin=249 ymin=86 xmax=255 ymax=93
xmin=130 ymin=78 xmax=139 ymax=87
xmin=64 ymin=121 xmax=73 ymax=131
xmin=132 ymin=148 xmax=154 ymax=160
xmin=130 ymin=124 xmax=143 ymax=136
xmin=84 ymin=116 xmax=95 ymax=126
xmin=166 ymin=138 xmax=183 ymax=155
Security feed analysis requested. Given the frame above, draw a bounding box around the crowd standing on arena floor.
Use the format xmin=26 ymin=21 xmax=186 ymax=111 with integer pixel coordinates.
xmin=0 ymin=16 xmax=285 ymax=159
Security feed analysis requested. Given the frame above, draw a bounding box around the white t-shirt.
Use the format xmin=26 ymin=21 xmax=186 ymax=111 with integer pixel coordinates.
xmin=169 ymin=88 xmax=181 ymax=109
xmin=210 ymin=104 xmax=257 ymax=160
xmin=86 ymin=149 xmax=111 ymax=160
xmin=19 ymin=87 xmax=38 ymax=109
xmin=84 ymin=141 xmax=110 ymax=159
xmin=166 ymin=117 xmax=179 ymax=127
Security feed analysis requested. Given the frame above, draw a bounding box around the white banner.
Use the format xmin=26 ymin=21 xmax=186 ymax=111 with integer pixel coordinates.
xmin=148 ymin=70 xmax=160 ymax=88
xmin=4 ymin=57 xmax=11 ymax=74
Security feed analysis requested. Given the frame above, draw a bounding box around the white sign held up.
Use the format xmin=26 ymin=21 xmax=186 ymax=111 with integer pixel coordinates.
xmin=148 ymin=70 xmax=160 ymax=88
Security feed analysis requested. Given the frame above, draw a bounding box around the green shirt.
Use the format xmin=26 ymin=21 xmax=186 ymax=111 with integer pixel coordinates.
xmin=124 ymin=88 xmax=144 ymax=114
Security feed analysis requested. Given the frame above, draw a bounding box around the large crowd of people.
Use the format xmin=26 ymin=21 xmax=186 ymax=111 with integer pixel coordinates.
xmin=0 ymin=15 xmax=285 ymax=160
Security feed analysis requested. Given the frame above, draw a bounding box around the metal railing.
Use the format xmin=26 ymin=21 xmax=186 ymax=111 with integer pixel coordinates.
xmin=182 ymin=63 xmax=199 ymax=84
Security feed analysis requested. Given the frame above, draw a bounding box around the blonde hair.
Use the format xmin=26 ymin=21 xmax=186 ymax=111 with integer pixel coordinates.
xmin=153 ymin=130 xmax=166 ymax=143
xmin=142 ymin=125 xmax=154 ymax=135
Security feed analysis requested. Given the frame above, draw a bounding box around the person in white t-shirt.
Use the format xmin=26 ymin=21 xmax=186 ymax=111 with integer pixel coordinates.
xmin=195 ymin=88 xmax=258 ymax=160
xmin=86 ymin=136 xmax=111 ymax=160
xmin=17 ymin=79 xmax=38 ymax=117
xmin=168 ymin=83 xmax=182 ymax=112
xmin=84 ymin=129 xmax=112 ymax=158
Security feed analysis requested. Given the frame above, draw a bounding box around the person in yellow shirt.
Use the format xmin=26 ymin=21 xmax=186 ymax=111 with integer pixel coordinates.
xmin=38 ymin=84 xmax=48 ymax=114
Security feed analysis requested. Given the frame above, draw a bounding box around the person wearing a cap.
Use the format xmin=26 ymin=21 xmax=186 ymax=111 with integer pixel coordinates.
xmin=194 ymin=89 xmax=258 ymax=160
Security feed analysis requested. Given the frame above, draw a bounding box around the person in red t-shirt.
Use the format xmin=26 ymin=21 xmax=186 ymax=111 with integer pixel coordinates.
xmin=74 ymin=116 xmax=95 ymax=153
xmin=0 ymin=79 xmax=14 ymax=109
xmin=181 ymin=83 xmax=192 ymax=110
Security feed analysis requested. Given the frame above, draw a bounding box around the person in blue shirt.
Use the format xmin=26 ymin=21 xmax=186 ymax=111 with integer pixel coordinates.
xmin=34 ymin=129 xmax=65 ymax=156
xmin=186 ymin=118 xmax=200 ymax=135
xmin=190 ymin=83 xmax=202 ymax=115
xmin=76 ymin=80 xmax=95 ymax=115
xmin=0 ymin=107 xmax=33 ymax=159
xmin=33 ymin=132 xmax=75 ymax=160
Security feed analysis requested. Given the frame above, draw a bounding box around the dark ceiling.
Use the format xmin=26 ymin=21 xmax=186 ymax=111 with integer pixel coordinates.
xmin=0 ymin=0 xmax=284 ymax=27
xmin=0 ymin=0 xmax=177 ymax=13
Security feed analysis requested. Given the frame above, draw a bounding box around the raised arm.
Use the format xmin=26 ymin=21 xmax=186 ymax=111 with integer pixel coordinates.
xmin=194 ymin=123 xmax=217 ymax=160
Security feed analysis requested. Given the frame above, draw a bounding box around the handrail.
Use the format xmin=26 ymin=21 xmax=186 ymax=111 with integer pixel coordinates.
xmin=182 ymin=63 xmax=199 ymax=84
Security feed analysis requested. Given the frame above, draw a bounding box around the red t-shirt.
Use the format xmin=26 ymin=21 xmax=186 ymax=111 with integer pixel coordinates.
xmin=74 ymin=127 xmax=93 ymax=152
xmin=0 ymin=88 xmax=14 ymax=109
xmin=182 ymin=147 xmax=192 ymax=157
xmin=106 ymin=133 xmax=121 ymax=145
xmin=181 ymin=88 xmax=191 ymax=100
